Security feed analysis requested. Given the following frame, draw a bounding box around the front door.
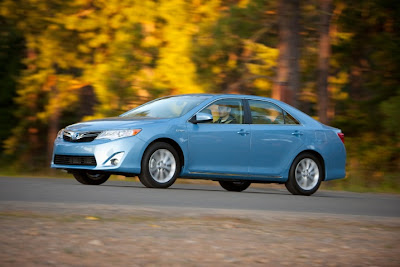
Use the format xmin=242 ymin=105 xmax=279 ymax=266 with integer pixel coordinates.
xmin=187 ymin=99 xmax=250 ymax=176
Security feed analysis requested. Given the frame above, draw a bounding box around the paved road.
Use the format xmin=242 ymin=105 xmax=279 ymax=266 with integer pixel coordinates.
xmin=0 ymin=177 xmax=399 ymax=217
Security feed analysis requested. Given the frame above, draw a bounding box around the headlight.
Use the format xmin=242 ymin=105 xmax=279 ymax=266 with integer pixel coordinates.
xmin=96 ymin=129 xmax=141 ymax=140
xmin=57 ymin=129 xmax=64 ymax=139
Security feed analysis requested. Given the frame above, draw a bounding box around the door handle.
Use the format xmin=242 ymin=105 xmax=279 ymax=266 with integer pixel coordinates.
xmin=237 ymin=129 xmax=250 ymax=136
xmin=292 ymin=131 xmax=303 ymax=136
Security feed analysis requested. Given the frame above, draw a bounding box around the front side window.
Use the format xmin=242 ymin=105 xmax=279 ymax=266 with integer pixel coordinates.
xmin=121 ymin=95 xmax=210 ymax=119
xmin=199 ymin=99 xmax=244 ymax=124
xmin=248 ymin=100 xmax=299 ymax=125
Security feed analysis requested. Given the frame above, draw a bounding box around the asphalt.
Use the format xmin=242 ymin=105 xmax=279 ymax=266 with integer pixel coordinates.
xmin=0 ymin=176 xmax=399 ymax=217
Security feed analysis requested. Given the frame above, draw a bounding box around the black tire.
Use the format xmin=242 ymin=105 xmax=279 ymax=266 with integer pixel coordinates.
xmin=285 ymin=153 xmax=323 ymax=196
xmin=219 ymin=181 xmax=251 ymax=192
xmin=73 ymin=171 xmax=110 ymax=185
xmin=139 ymin=142 xmax=180 ymax=188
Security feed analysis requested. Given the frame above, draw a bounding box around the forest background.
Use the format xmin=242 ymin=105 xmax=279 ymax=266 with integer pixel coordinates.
xmin=0 ymin=0 xmax=399 ymax=192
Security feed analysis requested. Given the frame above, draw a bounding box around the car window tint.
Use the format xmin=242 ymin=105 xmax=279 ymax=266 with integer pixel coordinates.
xmin=284 ymin=111 xmax=300 ymax=124
xmin=199 ymin=99 xmax=244 ymax=124
xmin=249 ymin=100 xmax=300 ymax=125
xmin=249 ymin=100 xmax=284 ymax=124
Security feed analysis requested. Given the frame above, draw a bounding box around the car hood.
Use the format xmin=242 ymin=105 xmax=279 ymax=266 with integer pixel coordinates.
xmin=65 ymin=117 xmax=171 ymax=132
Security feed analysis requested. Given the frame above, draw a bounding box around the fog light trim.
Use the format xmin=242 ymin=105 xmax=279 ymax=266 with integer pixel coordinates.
xmin=103 ymin=152 xmax=125 ymax=167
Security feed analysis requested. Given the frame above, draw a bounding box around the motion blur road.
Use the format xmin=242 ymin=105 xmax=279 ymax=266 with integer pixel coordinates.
xmin=0 ymin=177 xmax=399 ymax=217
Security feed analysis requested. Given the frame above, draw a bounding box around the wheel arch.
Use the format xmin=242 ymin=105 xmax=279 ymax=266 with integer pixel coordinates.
xmin=144 ymin=138 xmax=185 ymax=171
xmin=292 ymin=150 xmax=326 ymax=181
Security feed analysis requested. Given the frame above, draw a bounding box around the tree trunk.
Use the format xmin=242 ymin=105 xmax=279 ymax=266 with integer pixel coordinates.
xmin=317 ymin=0 xmax=333 ymax=124
xmin=273 ymin=0 xmax=300 ymax=107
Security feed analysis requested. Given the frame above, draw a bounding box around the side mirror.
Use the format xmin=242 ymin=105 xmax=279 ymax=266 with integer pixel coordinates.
xmin=189 ymin=112 xmax=213 ymax=124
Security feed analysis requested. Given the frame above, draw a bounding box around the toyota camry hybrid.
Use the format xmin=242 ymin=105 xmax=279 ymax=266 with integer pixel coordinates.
xmin=51 ymin=94 xmax=346 ymax=195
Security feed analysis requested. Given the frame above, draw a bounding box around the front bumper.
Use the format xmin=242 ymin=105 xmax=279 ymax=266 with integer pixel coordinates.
xmin=51 ymin=136 xmax=146 ymax=174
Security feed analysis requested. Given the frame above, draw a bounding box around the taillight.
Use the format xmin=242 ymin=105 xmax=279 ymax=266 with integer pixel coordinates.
xmin=337 ymin=132 xmax=345 ymax=143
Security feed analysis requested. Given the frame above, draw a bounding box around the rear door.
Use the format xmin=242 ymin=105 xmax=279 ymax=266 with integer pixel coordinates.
xmin=247 ymin=100 xmax=305 ymax=177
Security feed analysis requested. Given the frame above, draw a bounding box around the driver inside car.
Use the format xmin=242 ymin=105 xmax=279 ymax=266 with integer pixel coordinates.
xmin=214 ymin=104 xmax=237 ymax=124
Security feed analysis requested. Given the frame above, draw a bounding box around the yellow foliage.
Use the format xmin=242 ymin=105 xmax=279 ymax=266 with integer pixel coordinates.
xmin=227 ymin=53 xmax=237 ymax=69
xmin=212 ymin=66 xmax=222 ymax=74
xmin=88 ymin=33 xmax=109 ymax=48
xmin=329 ymin=72 xmax=349 ymax=101
xmin=254 ymin=79 xmax=272 ymax=90
xmin=238 ymin=0 xmax=250 ymax=8
xmin=85 ymin=216 xmax=100 ymax=221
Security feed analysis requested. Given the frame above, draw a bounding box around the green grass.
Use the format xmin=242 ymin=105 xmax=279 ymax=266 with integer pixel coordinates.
xmin=322 ymin=173 xmax=400 ymax=194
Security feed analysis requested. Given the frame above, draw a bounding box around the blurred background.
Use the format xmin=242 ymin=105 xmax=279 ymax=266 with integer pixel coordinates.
xmin=0 ymin=0 xmax=399 ymax=192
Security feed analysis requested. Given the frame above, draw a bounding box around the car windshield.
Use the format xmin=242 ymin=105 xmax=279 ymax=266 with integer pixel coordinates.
xmin=121 ymin=95 xmax=211 ymax=119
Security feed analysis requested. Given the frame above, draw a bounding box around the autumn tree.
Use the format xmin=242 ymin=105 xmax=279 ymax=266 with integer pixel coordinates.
xmin=330 ymin=0 xmax=400 ymax=189
xmin=273 ymin=0 xmax=300 ymax=107
xmin=193 ymin=0 xmax=278 ymax=96
xmin=0 ymin=17 xmax=23 ymax=155
xmin=316 ymin=0 xmax=333 ymax=124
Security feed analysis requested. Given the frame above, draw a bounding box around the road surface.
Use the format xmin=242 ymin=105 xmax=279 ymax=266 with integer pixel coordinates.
xmin=0 ymin=176 xmax=399 ymax=217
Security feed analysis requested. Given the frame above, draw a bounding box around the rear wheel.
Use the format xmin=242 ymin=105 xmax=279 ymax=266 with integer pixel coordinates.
xmin=139 ymin=142 xmax=180 ymax=188
xmin=73 ymin=171 xmax=110 ymax=185
xmin=285 ymin=153 xmax=323 ymax=196
xmin=219 ymin=181 xmax=251 ymax=192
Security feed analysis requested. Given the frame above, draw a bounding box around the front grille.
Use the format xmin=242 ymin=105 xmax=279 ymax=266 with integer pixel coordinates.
xmin=54 ymin=155 xmax=97 ymax=166
xmin=63 ymin=131 xmax=101 ymax=142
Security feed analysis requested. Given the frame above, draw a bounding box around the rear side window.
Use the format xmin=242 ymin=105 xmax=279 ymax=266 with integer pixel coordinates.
xmin=248 ymin=100 xmax=299 ymax=125
xmin=284 ymin=112 xmax=299 ymax=124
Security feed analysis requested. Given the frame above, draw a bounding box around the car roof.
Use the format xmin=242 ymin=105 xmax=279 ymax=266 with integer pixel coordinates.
xmin=174 ymin=93 xmax=287 ymax=105
xmin=171 ymin=93 xmax=274 ymax=100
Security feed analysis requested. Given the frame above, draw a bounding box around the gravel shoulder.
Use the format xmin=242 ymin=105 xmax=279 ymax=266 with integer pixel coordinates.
xmin=1 ymin=201 xmax=400 ymax=266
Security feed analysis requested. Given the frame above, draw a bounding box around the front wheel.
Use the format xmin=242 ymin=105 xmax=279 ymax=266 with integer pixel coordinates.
xmin=219 ymin=181 xmax=251 ymax=192
xmin=73 ymin=171 xmax=110 ymax=185
xmin=285 ymin=153 xmax=323 ymax=196
xmin=139 ymin=142 xmax=180 ymax=188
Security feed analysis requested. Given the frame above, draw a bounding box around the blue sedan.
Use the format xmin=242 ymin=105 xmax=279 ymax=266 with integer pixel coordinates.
xmin=51 ymin=94 xmax=346 ymax=195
